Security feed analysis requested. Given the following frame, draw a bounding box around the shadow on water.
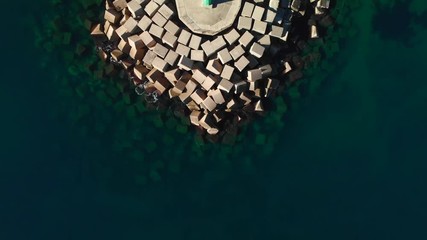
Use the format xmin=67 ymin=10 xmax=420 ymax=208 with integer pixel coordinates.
xmin=372 ymin=0 xmax=427 ymax=46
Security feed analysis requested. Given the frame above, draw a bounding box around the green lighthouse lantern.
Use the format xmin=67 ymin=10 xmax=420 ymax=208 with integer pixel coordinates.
xmin=203 ymin=0 xmax=212 ymax=7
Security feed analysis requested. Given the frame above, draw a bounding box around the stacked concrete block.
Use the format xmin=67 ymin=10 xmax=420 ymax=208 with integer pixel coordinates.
xmin=201 ymin=97 xmax=217 ymax=112
xmin=176 ymin=43 xmax=191 ymax=57
xmin=234 ymin=55 xmax=250 ymax=72
xmin=129 ymin=46 xmax=146 ymax=59
xmin=164 ymin=68 xmax=181 ymax=84
xmin=200 ymin=41 xmax=216 ymax=58
xmin=142 ymin=50 xmax=157 ymax=67
xmin=217 ymin=48 xmax=232 ymax=64
xmin=189 ymin=35 xmax=202 ymax=50
xmin=105 ymin=9 xmax=122 ymax=24
xmin=162 ymin=32 xmax=178 ymax=48
xmin=247 ymin=69 xmax=263 ymax=82
xmin=144 ymin=1 xmax=160 ymax=17
xmin=221 ymin=65 xmax=234 ymax=80
xmin=264 ymin=9 xmax=276 ymax=22
xmin=239 ymin=31 xmax=254 ymax=48
xmin=241 ymin=2 xmax=255 ymax=17
xmin=146 ymin=68 xmax=163 ymax=82
xmin=230 ymin=45 xmax=245 ymax=60
xmin=270 ymin=25 xmax=284 ymax=38
xmin=152 ymin=12 xmax=167 ymax=27
xmin=252 ymin=6 xmax=265 ymax=21
xmin=153 ymin=43 xmax=168 ymax=58
xmin=128 ymin=35 xmax=144 ymax=49
xmin=177 ymin=55 xmax=193 ymax=71
xmin=192 ymin=69 xmax=207 ymax=84
xmin=224 ymin=28 xmax=240 ymax=45
xmin=149 ymin=23 xmax=164 ymax=39
xmin=238 ymin=17 xmax=252 ymax=31
xmin=152 ymin=56 xmax=169 ymax=72
xmin=218 ymin=78 xmax=234 ymax=93
xmin=257 ymin=35 xmax=271 ymax=47
xmin=113 ymin=0 xmax=127 ymax=11
xmin=164 ymin=21 xmax=180 ymax=35
xmin=211 ymin=36 xmax=227 ymax=53
xmin=178 ymin=29 xmax=191 ymax=45
xmin=252 ymin=20 xmax=267 ymax=34
xmin=249 ymin=42 xmax=265 ymax=58
xmin=123 ymin=17 xmax=139 ymax=33
xmin=158 ymin=4 xmax=174 ymax=19
xmin=153 ymin=77 xmax=171 ymax=94
xmin=206 ymin=59 xmax=223 ymax=75
xmin=191 ymin=50 xmax=205 ymax=62
xmin=138 ymin=15 xmax=152 ymax=31
xmin=134 ymin=64 xmax=149 ymax=79
xmin=127 ymin=0 xmax=144 ymax=18
xmin=118 ymin=39 xmax=131 ymax=53
xmin=191 ymin=89 xmax=207 ymax=104
xmin=110 ymin=49 xmax=124 ymax=62
xmin=201 ymin=75 xmax=216 ymax=90
xmin=234 ymin=80 xmax=247 ymax=94
xmin=210 ymin=89 xmax=225 ymax=104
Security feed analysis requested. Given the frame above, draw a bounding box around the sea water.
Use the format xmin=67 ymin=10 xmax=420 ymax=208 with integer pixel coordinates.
xmin=1 ymin=0 xmax=427 ymax=239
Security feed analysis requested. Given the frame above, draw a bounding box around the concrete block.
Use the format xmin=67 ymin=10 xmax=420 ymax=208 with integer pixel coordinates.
xmin=153 ymin=43 xmax=169 ymax=58
xmin=164 ymin=20 xmax=180 ymax=36
xmin=241 ymin=2 xmax=255 ymax=17
xmin=144 ymin=1 xmax=160 ymax=17
xmin=238 ymin=31 xmax=254 ymax=48
xmin=158 ymin=4 xmax=174 ymax=20
xmin=152 ymin=56 xmax=169 ymax=72
xmin=189 ymin=34 xmax=202 ymax=50
xmin=217 ymin=48 xmax=232 ymax=64
xmin=247 ymin=69 xmax=263 ymax=81
xmin=152 ymin=12 xmax=167 ymax=27
xmin=206 ymin=59 xmax=223 ymax=75
xmin=176 ymin=43 xmax=191 ymax=57
xmin=229 ymin=45 xmax=245 ymax=60
xmin=252 ymin=6 xmax=265 ymax=21
xmin=191 ymin=49 xmax=205 ymax=62
xmin=221 ymin=65 xmax=234 ymax=80
xmin=178 ymin=29 xmax=192 ymax=45
xmin=237 ymin=16 xmax=252 ymax=31
xmin=234 ymin=55 xmax=249 ymax=71
xmin=139 ymin=31 xmax=156 ymax=48
xmin=252 ymin=20 xmax=267 ymax=34
xmin=127 ymin=0 xmax=144 ymax=18
xmin=164 ymin=50 xmax=179 ymax=66
xmin=149 ymin=23 xmax=165 ymax=39
xmin=250 ymin=42 xmax=265 ymax=58
xmin=123 ymin=17 xmax=139 ymax=33
xmin=177 ymin=55 xmax=193 ymax=71
xmin=223 ymin=28 xmax=240 ymax=45
xmin=162 ymin=31 xmax=177 ymax=48
xmin=201 ymin=40 xmax=215 ymax=58
xmin=138 ymin=15 xmax=152 ymax=31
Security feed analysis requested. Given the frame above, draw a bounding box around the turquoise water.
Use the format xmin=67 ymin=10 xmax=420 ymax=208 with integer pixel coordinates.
xmin=1 ymin=0 xmax=427 ymax=239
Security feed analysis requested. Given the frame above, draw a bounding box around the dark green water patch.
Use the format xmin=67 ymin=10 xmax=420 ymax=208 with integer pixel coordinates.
xmin=372 ymin=0 xmax=427 ymax=46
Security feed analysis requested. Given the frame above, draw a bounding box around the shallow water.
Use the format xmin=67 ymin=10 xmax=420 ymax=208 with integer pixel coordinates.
xmin=1 ymin=0 xmax=427 ymax=239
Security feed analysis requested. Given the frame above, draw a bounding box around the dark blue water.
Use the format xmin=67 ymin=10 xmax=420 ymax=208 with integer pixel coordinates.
xmin=1 ymin=1 xmax=427 ymax=239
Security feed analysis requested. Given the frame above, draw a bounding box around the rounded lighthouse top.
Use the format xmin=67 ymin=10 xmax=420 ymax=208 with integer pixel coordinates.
xmin=176 ymin=0 xmax=242 ymax=35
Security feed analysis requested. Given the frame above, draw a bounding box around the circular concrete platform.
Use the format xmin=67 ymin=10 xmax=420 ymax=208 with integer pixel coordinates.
xmin=176 ymin=0 xmax=242 ymax=36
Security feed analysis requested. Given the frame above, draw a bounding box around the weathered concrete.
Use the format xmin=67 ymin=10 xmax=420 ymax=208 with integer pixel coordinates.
xmin=176 ymin=0 xmax=242 ymax=36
